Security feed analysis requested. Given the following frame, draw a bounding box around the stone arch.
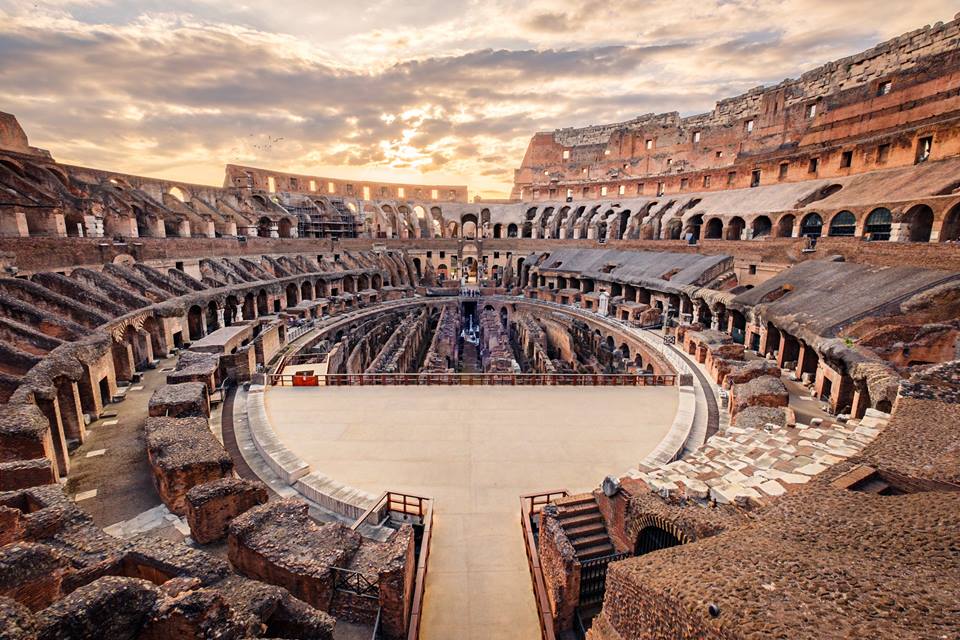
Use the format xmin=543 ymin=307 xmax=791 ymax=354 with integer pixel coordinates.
xmin=206 ymin=300 xmax=220 ymax=333
xmin=905 ymin=204 xmax=934 ymax=242
xmin=799 ymin=212 xmax=823 ymax=238
xmin=224 ymin=295 xmax=239 ymax=326
xmin=828 ymin=211 xmax=857 ymax=237
xmin=141 ymin=315 xmax=166 ymax=357
xmin=300 ymin=280 xmax=313 ymax=301
xmin=777 ymin=214 xmax=796 ymax=238
xmin=64 ymin=211 xmax=86 ymax=238
xmin=704 ymin=217 xmax=723 ymax=239
xmin=865 ymin=208 xmax=892 ymax=241
xmin=257 ymin=217 xmax=272 ymax=238
xmin=751 ymin=215 xmax=772 ymax=238
xmin=665 ymin=218 xmax=682 ymax=240
xmin=635 ymin=525 xmax=683 ymax=556
xmin=243 ymin=291 xmax=256 ymax=319
xmin=940 ymin=203 xmax=960 ymax=242
xmin=256 ymin=289 xmax=268 ymax=315
xmin=277 ymin=217 xmax=294 ymax=238
xmin=493 ymin=223 xmax=503 ymax=238
xmin=447 ymin=220 xmax=460 ymax=238
xmin=187 ymin=304 xmax=204 ymax=341
xmin=461 ymin=212 xmax=478 ymax=239
xmin=683 ymin=214 xmax=703 ymax=241
xmin=507 ymin=223 xmax=519 ymax=237
xmin=168 ymin=186 xmax=187 ymax=202
xmin=163 ymin=217 xmax=182 ymax=238
xmin=631 ymin=514 xmax=691 ymax=556
xmin=285 ymin=283 xmax=299 ymax=307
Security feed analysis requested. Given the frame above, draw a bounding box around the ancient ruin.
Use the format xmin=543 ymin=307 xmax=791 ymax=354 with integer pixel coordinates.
xmin=1 ymin=10 xmax=959 ymax=640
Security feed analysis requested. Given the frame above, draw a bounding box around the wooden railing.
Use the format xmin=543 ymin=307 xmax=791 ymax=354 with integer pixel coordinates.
xmin=351 ymin=491 xmax=434 ymax=640
xmin=520 ymin=489 xmax=569 ymax=640
xmin=270 ymin=372 xmax=677 ymax=387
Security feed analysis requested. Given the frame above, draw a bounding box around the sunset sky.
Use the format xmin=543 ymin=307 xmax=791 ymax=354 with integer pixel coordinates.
xmin=1 ymin=1 xmax=956 ymax=198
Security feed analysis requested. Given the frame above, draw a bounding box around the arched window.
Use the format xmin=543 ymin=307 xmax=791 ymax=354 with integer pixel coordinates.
xmin=507 ymin=223 xmax=518 ymax=237
xmin=799 ymin=212 xmax=823 ymax=238
xmin=865 ymin=208 xmax=892 ymax=241
xmin=828 ymin=211 xmax=856 ymax=237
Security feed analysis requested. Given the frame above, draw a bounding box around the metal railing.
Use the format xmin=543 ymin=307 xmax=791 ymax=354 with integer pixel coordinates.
xmin=350 ymin=492 xmax=434 ymax=640
xmin=332 ymin=566 xmax=380 ymax=599
xmin=520 ymin=489 xmax=570 ymax=640
xmin=270 ymin=372 xmax=676 ymax=387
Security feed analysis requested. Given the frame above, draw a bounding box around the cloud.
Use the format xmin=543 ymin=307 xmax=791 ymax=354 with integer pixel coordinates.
xmin=0 ymin=0 xmax=956 ymax=197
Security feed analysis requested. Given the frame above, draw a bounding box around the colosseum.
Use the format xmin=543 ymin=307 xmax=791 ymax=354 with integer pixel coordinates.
xmin=1 ymin=7 xmax=959 ymax=640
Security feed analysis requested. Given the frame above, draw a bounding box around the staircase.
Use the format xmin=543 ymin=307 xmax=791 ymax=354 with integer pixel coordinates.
xmin=554 ymin=495 xmax=615 ymax=561
xmin=461 ymin=342 xmax=481 ymax=373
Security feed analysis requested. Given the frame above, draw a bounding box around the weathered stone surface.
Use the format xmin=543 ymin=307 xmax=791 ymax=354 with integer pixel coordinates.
xmin=185 ymin=477 xmax=268 ymax=545
xmin=33 ymin=576 xmax=160 ymax=640
xmin=227 ymin=499 xmax=362 ymax=612
xmin=147 ymin=382 xmax=209 ymax=419
xmin=143 ymin=416 xmax=233 ymax=515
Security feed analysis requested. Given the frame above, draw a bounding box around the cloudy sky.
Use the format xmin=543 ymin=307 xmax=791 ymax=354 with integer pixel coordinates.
xmin=0 ymin=1 xmax=956 ymax=198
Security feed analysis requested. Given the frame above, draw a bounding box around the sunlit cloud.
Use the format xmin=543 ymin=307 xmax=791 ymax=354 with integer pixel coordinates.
xmin=0 ymin=0 xmax=955 ymax=197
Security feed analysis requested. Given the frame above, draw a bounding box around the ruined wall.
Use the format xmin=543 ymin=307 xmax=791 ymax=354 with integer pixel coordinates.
xmin=514 ymin=17 xmax=960 ymax=199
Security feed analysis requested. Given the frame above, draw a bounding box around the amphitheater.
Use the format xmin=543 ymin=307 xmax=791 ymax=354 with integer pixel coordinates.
xmin=1 ymin=14 xmax=960 ymax=640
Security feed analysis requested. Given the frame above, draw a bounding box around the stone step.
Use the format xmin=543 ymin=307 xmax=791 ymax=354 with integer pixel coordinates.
xmin=560 ymin=494 xmax=597 ymax=506
xmin=556 ymin=512 xmax=602 ymax=528
xmin=572 ymin=533 xmax=611 ymax=550
xmin=576 ymin=542 xmax=615 ymax=560
xmin=564 ymin=522 xmax=606 ymax=539
xmin=556 ymin=501 xmax=600 ymax=517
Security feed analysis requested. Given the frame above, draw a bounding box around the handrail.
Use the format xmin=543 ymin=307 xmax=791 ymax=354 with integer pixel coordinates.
xmin=406 ymin=498 xmax=433 ymax=640
xmin=270 ymin=372 xmax=676 ymax=387
xmin=349 ymin=491 xmax=433 ymax=640
xmin=520 ymin=490 xmax=569 ymax=640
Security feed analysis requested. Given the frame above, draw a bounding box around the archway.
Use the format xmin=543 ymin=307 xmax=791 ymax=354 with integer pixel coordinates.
xmin=906 ymin=204 xmax=933 ymax=242
xmin=206 ymin=300 xmax=220 ymax=334
xmin=726 ymin=216 xmax=745 ymax=241
xmin=751 ymin=215 xmax=772 ymax=238
xmin=277 ymin=218 xmax=293 ymax=238
xmin=777 ymin=214 xmax=796 ymax=238
xmin=828 ymin=211 xmax=857 ymax=237
xmin=704 ymin=218 xmax=723 ymax=239
xmin=799 ymin=212 xmax=823 ymax=238
xmin=256 ymin=290 xmax=268 ymax=315
xmin=301 ymin=281 xmax=313 ymax=301
xmin=257 ymin=217 xmax=272 ymax=238
xmin=507 ymin=223 xmax=518 ymax=237
xmin=493 ymin=223 xmax=503 ymax=238
xmin=285 ymin=283 xmax=298 ymax=307
xmin=683 ymin=215 xmax=703 ymax=242
xmin=865 ymin=208 xmax=892 ymax=241
xmin=941 ymin=203 xmax=960 ymax=242
xmin=187 ymin=305 xmax=204 ymax=341
xmin=634 ymin=526 xmax=682 ymax=556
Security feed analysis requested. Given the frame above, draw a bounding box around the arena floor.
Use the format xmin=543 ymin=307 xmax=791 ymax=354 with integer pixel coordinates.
xmin=266 ymin=385 xmax=679 ymax=640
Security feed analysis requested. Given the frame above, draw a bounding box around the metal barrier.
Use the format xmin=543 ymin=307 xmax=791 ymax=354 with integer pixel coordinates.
xmin=351 ymin=492 xmax=433 ymax=640
xmin=270 ymin=372 xmax=677 ymax=387
xmin=520 ymin=490 xmax=570 ymax=640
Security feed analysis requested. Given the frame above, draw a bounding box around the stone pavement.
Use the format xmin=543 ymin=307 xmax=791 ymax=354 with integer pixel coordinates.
xmin=629 ymin=410 xmax=890 ymax=506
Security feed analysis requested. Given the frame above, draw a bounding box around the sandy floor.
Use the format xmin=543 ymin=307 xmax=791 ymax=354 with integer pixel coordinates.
xmin=266 ymin=385 xmax=678 ymax=640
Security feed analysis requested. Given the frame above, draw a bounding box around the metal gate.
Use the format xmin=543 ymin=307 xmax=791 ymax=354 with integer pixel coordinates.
xmin=578 ymin=552 xmax=631 ymax=607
